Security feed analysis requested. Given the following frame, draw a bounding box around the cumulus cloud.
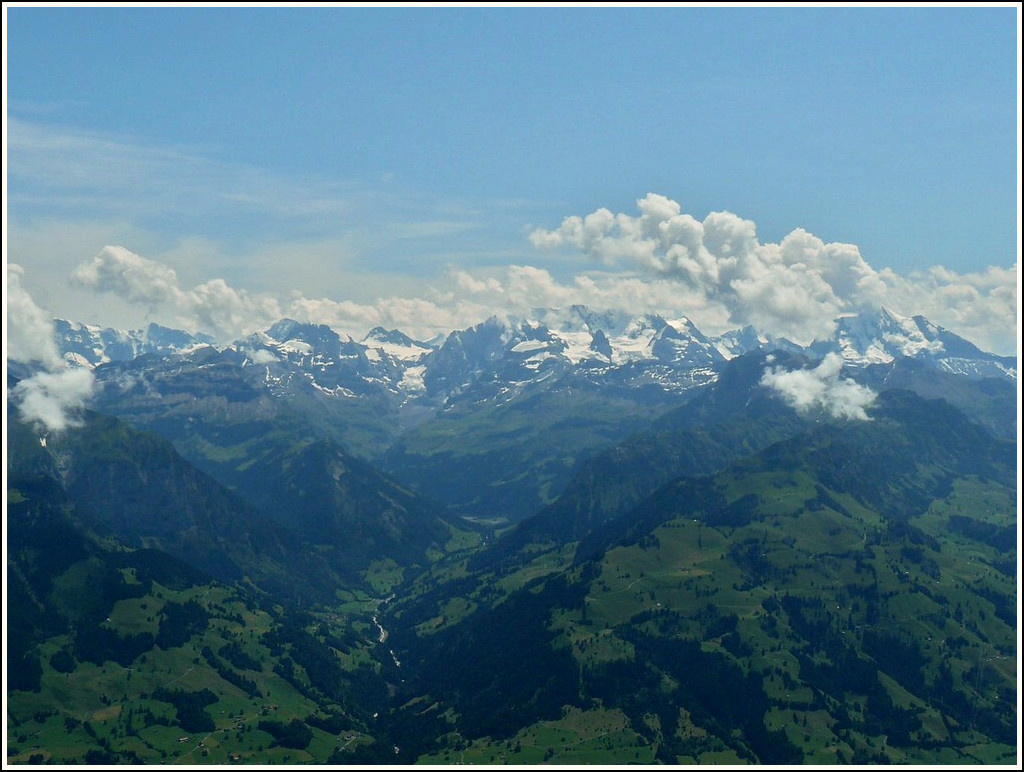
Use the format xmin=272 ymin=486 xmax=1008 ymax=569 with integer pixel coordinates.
xmin=63 ymin=197 xmax=1016 ymax=357
xmin=7 ymin=264 xmax=95 ymax=431
xmin=448 ymin=267 xmax=503 ymax=295
xmin=530 ymin=194 xmax=1016 ymax=351
xmin=71 ymin=245 xmax=282 ymax=340
xmin=71 ymin=245 xmax=180 ymax=306
xmin=7 ymin=263 xmax=64 ymax=368
xmin=67 ymin=245 xmax=694 ymax=343
xmin=186 ymin=278 xmax=282 ymax=340
xmin=529 ymin=193 xmax=879 ymax=342
xmin=873 ymin=263 xmax=1018 ymax=356
xmin=286 ymin=292 xmax=493 ymax=343
xmin=11 ymin=368 xmax=95 ymax=432
xmin=279 ymin=264 xmax=720 ymax=342
xmin=760 ymin=353 xmax=877 ymax=421
xmin=245 ymin=348 xmax=278 ymax=364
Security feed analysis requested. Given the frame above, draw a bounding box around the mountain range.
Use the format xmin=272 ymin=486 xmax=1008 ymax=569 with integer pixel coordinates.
xmin=47 ymin=306 xmax=1018 ymax=522
xmin=53 ymin=305 xmax=1017 ymax=396
xmin=6 ymin=304 xmax=1018 ymax=765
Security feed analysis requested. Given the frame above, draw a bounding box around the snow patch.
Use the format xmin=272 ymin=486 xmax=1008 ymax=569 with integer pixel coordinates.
xmin=399 ymin=365 xmax=427 ymax=393
xmin=279 ymin=339 xmax=313 ymax=355
xmin=511 ymin=340 xmax=551 ymax=354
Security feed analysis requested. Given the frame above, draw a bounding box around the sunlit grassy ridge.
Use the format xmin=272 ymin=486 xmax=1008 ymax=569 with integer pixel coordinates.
xmin=6 ymin=578 xmax=389 ymax=764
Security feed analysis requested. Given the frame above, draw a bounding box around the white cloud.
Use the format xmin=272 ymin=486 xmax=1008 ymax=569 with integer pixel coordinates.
xmin=285 ymin=293 xmax=495 ymax=343
xmin=71 ymin=246 xmax=180 ymax=306
xmin=530 ymin=194 xmax=1017 ymax=353
xmin=505 ymin=265 xmax=578 ymax=310
xmin=8 ymin=116 xmax=1015 ymax=356
xmin=11 ymin=368 xmax=95 ymax=432
xmin=70 ymin=246 xmax=282 ymax=340
xmin=7 ymin=264 xmax=95 ymax=431
xmin=64 ymin=245 xmax=691 ymax=342
xmin=186 ymin=278 xmax=282 ymax=340
xmin=449 ymin=267 xmax=504 ymax=295
xmin=873 ymin=263 xmax=1018 ymax=356
xmin=530 ymin=194 xmax=868 ymax=342
xmin=54 ymin=190 xmax=1017 ymax=359
xmin=246 ymin=348 xmax=278 ymax=364
xmin=7 ymin=263 xmax=63 ymax=368
xmin=760 ymin=353 xmax=877 ymax=421
xmin=285 ymin=295 xmax=383 ymax=336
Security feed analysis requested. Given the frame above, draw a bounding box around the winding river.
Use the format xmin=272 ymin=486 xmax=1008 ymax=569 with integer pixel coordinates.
xmin=371 ymin=594 xmax=402 ymax=669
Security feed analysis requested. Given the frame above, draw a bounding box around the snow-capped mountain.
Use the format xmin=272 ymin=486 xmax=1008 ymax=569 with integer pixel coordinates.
xmin=39 ymin=306 xmax=1016 ymax=422
xmin=25 ymin=305 xmax=1015 ymax=527
xmin=711 ymin=325 xmax=804 ymax=359
xmin=808 ymin=307 xmax=1016 ymax=379
xmin=362 ymin=326 xmax=435 ymax=362
xmin=415 ymin=311 xmax=727 ymax=407
xmin=236 ymin=319 xmax=406 ymax=400
xmin=55 ymin=319 xmax=215 ymax=367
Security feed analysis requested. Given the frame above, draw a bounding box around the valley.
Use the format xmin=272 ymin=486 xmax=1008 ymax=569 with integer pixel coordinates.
xmin=5 ymin=307 xmax=1018 ymax=765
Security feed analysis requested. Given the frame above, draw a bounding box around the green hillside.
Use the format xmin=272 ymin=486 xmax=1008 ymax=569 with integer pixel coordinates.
xmin=6 ymin=371 xmax=1018 ymax=765
xmin=6 ymin=408 xmax=455 ymax=764
xmin=369 ymin=389 xmax=1017 ymax=764
xmin=383 ymin=380 xmax=676 ymax=523
xmin=6 ymin=569 xmax=394 ymax=765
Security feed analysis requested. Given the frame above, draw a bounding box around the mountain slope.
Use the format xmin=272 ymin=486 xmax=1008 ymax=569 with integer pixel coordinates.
xmin=480 ymin=350 xmax=816 ymax=558
xmin=382 ymin=378 xmax=680 ymax=523
xmin=6 ymin=404 xmax=324 ymax=600
xmin=48 ymin=307 xmax=1016 ymax=528
xmin=6 ymin=486 xmax=391 ymax=765
xmin=810 ymin=307 xmax=1016 ymax=379
xmin=5 ymin=405 xmax=448 ymax=764
xmin=54 ymin=319 xmax=216 ymax=368
xmin=211 ymin=435 xmax=455 ymax=577
xmin=859 ymin=356 xmax=1017 ymax=441
xmin=372 ymin=388 xmax=1017 ymax=764
xmin=83 ymin=350 xmax=461 ymax=578
xmin=381 ymin=311 xmax=724 ymax=521
xmin=7 ymin=303 xmax=1018 ymax=765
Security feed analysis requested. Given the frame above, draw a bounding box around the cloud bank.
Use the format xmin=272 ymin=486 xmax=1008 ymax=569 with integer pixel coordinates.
xmin=57 ymin=194 xmax=1016 ymax=357
xmin=760 ymin=353 xmax=877 ymax=421
xmin=66 ymin=245 xmax=717 ymax=344
xmin=71 ymin=246 xmax=284 ymax=341
xmin=8 ymin=264 xmax=95 ymax=431
xmin=531 ymin=194 xmax=1016 ymax=352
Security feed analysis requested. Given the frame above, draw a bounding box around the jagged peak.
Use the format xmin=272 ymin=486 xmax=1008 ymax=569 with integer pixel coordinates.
xmin=623 ymin=313 xmax=669 ymax=339
xmin=265 ymin=317 xmax=302 ymax=340
xmin=264 ymin=318 xmax=347 ymax=347
xmin=589 ymin=329 xmax=613 ymax=360
xmin=142 ymin=322 xmax=216 ymax=347
xmin=566 ymin=304 xmax=629 ymax=334
xmin=363 ymin=326 xmax=422 ymax=347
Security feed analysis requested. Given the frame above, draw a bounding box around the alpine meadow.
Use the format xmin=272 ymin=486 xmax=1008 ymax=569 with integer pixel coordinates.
xmin=4 ymin=6 xmax=1020 ymax=768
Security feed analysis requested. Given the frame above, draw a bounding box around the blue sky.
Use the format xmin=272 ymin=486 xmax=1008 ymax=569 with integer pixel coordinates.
xmin=4 ymin=5 xmax=1020 ymax=355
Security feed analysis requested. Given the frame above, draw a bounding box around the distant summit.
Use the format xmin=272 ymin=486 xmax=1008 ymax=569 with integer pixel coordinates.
xmin=55 ymin=319 xmax=215 ymax=368
xmin=810 ymin=307 xmax=1016 ymax=379
xmin=44 ymin=307 xmax=1015 ymax=411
